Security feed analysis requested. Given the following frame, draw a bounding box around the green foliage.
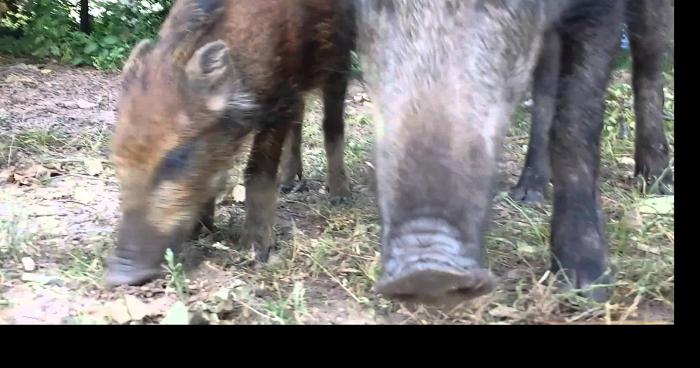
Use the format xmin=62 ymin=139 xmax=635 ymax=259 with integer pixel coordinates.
xmin=0 ymin=0 xmax=172 ymax=70
xmin=164 ymin=248 xmax=188 ymax=299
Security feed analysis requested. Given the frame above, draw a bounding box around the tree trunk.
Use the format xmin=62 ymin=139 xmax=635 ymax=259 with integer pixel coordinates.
xmin=80 ymin=0 xmax=91 ymax=34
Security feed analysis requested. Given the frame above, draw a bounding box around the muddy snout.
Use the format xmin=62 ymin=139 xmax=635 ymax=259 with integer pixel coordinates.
xmin=375 ymin=219 xmax=497 ymax=304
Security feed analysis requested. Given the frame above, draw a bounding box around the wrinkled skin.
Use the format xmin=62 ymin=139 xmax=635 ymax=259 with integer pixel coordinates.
xmin=355 ymin=0 xmax=624 ymax=303
xmin=106 ymin=0 xmax=355 ymax=287
xmin=512 ymin=0 xmax=674 ymax=203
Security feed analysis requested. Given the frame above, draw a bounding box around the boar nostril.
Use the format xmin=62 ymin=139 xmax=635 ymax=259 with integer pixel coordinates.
xmin=375 ymin=218 xmax=497 ymax=303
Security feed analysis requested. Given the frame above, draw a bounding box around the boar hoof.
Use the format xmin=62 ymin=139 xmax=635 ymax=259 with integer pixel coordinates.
xmin=554 ymin=265 xmax=613 ymax=303
xmin=634 ymin=142 xmax=673 ymax=194
xmin=510 ymin=168 xmax=548 ymax=204
xmin=634 ymin=157 xmax=673 ymax=195
xmin=104 ymin=256 xmax=163 ymax=287
xmin=279 ymin=179 xmax=309 ymax=194
xmin=328 ymin=185 xmax=352 ymax=206
xmin=240 ymin=230 xmax=274 ymax=263
xmin=329 ymin=194 xmax=351 ymax=206
xmin=510 ymin=185 xmax=545 ymax=204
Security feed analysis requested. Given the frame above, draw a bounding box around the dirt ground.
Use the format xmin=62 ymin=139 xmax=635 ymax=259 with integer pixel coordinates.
xmin=0 ymin=55 xmax=674 ymax=325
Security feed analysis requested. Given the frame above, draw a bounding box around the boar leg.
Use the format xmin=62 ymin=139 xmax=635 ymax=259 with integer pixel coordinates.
xmin=240 ymin=107 xmax=297 ymax=262
xmin=511 ymin=30 xmax=561 ymax=204
xmin=278 ymin=110 xmax=306 ymax=193
xmin=322 ymin=72 xmax=351 ymax=205
xmin=549 ymin=1 xmax=624 ymax=302
xmin=628 ymin=0 xmax=673 ymax=193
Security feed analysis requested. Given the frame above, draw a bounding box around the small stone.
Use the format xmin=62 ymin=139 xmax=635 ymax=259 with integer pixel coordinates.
xmin=210 ymin=242 xmax=230 ymax=250
xmin=94 ymin=110 xmax=116 ymax=123
xmin=232 ymin=184 xmax=246 ymax=203
xmin=74 ymin=187 xmax=97 ymax=203
xmin=618 ymin=156 xmax=635 ymax=166
xmin=83 ymin=158 xmax=103 ymax=176
xmin=21 ymin=257 xmax=36 ymax=272
xmin=75 ymin=99 xmax=98 ymax=109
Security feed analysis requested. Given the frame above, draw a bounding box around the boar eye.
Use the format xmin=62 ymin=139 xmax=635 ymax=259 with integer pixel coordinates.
xmin=153 ymin=140 xmax=198 ymax=185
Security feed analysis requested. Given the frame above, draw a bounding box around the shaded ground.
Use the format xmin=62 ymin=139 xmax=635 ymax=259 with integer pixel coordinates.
xmin=0 ymin=55 xmax=674 ymax=324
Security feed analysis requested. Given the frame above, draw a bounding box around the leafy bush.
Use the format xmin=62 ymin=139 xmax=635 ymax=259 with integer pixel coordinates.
xmin=0 ymin=0 xmax=172 ymax=70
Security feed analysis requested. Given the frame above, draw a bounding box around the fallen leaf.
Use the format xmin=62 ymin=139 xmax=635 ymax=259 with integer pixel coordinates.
xmin=213 ymin=287 xmax=232 ymax=301
xmin=266 ymin=253 xmax=283 ymax=267
xmin=635 ymin=244 xmax=661 ymax=255
xmin=516 ymin=241 xmax=536 ymax=254
xmin=232 ymin=184 xmax=246 ymax=203
xmin=24 ymin=164 xmax=50 ymax=180
xmin=4 ymin=74 xmax=35 ymax=84
xmin=622 ymin=208 xmax=643 ymax=230
xmin=0 ymin=168 xmax=13 ymax=182
xmin=638 ymin=196 xmax=674 ymax=215
xmin=105 ymin=300 xmax=132 ymax=324
xmin=83 ymin=158 xmax=103 ymax=176
xmin=161 ymin=301 xmax=190 ymax=325
xmin=9 ymin=173 xmax=26 ymax=185
xmin=505 ymin=268 xmax=531 ymax=279
xmin=124 ymin=295 xmax=149 ymax=321
xmin=489 ymin=305 xmax=521 ymax=319
xmin=211 ymin=288 xmax=235 ymax=314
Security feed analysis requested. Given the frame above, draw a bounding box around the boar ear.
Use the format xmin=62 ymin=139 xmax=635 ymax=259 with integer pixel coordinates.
xmin=185 ymin=40 xmax=257 ymax=114
xmin=121 ymin=39 xmax=154 ymax=78
xmin=185 ymin=40 xmax=231 ymax=86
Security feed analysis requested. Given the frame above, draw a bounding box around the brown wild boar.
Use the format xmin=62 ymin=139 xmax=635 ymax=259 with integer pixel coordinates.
xmin=106 ymin=0 xmax=355 ymax=286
